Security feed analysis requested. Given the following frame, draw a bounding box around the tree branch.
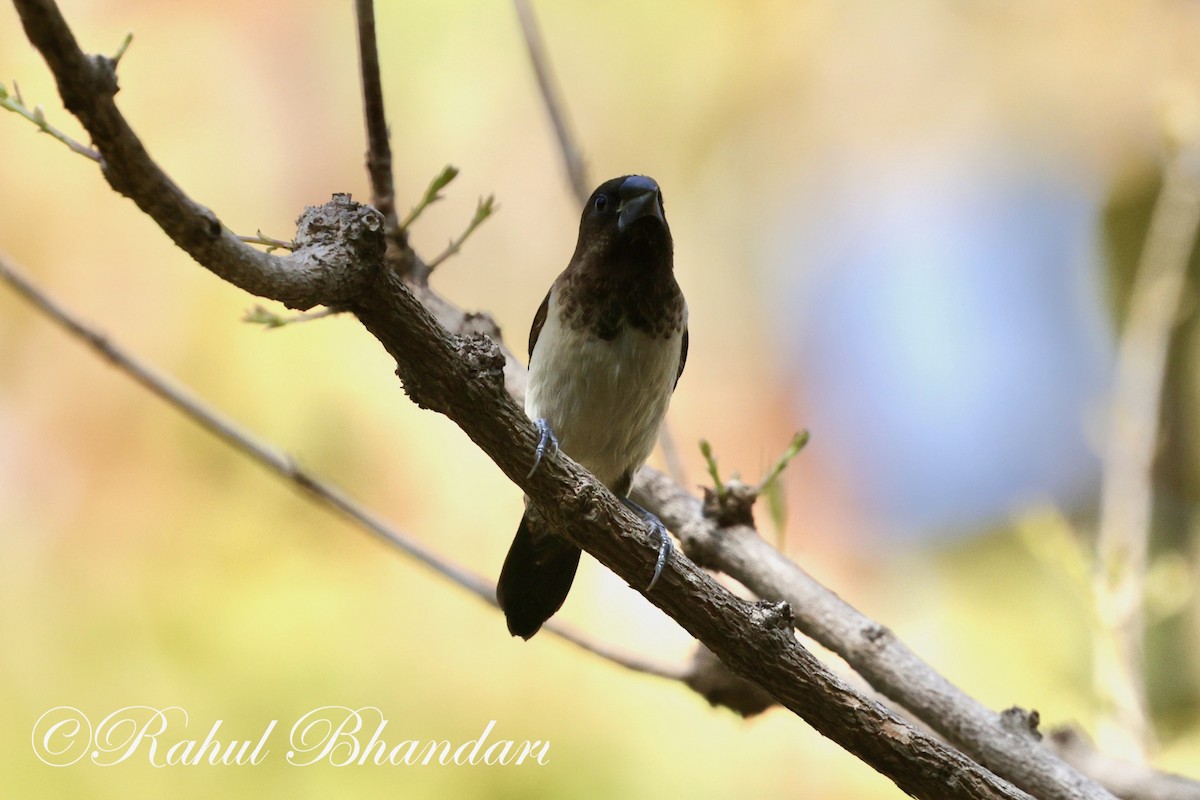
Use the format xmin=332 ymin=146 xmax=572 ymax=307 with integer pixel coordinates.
xmin=0 ymin=249 xmax=693 ymax=686
xmin=354 ymin=0 xmax=417 ymax=287
xmin=355 ymin=0 xmax=397 ymax=232
xmin=634 ymin=469 xmax=1135 ymax=800
xmin=1092 ymin=142 xmax=1200 ymax=756
xmin=348 ymin=261 xmax=1036 ymax=798
xmin=13 ymin=0 xmax=375 ymax=310
xmin=11 ymin=0 xmax=1187 ymax=798
xmin=1049 ymin=726 xmax=1200 ymax=800
xmin=0 ymin=251 xmax=482 ymax=594
xmin=10 ymin=3 xmax=1030 ymax=796
xmin=513 ymin=0 xmax=589 ymax=205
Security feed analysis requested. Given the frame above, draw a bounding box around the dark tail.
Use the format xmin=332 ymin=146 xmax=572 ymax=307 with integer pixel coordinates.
xmin=496 ymin=511 xmax=581 ymax=639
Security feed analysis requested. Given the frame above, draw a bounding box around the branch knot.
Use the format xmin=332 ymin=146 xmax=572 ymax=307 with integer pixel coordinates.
xmin=288 ymin=194 xmax=385 ymax=306
xmin=88 ymin=54 xmax=118 ymax=94
xmin=702 ymin=478 xmax=758 ymax=528
xmin=753 ymin=599 xmax=794 ymax=631
xmin=1000 ymin=706 xmax=1043 ymax=742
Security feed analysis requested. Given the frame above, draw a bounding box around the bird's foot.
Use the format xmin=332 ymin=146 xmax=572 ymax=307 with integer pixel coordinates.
xmin=526 ymin=418 xmax=560 ymax=478
xmin=622 ymin=497 xmax=673 ymax=590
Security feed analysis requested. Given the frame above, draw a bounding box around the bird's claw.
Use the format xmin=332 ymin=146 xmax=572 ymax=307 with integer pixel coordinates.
xmin=622 ymin=498 xmax=673 ymax=590
xmin=526 ymin=418 xmax=560 ymax=478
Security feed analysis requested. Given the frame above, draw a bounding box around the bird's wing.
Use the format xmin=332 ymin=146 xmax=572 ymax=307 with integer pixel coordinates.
xmin=675 ymin=326 xmax=688 ymax=389
xmin=528 ymin=289 xmax=551 ymax=359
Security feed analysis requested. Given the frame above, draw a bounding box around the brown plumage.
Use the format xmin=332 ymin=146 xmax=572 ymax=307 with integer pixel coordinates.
xmin=497 ymin=175 xmax=688 ymax=639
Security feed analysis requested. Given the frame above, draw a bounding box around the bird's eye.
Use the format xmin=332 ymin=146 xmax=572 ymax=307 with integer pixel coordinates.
xmin=594 ymin=195 xmax=608 ymax=213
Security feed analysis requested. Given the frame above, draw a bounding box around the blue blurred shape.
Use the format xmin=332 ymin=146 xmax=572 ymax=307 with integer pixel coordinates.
xmin=771 ymin=152 xmax=1113 ymax=539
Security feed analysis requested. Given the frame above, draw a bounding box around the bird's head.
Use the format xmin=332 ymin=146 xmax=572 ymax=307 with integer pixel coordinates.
xmin=572 ymin=175 xmax=672 ymax=270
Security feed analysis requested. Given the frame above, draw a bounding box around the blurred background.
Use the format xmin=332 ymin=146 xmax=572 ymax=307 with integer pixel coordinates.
xmin=2 ymin=0 xmax=1199 ymax=796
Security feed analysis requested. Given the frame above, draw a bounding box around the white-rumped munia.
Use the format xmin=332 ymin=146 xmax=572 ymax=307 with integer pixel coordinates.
xmin=497 ymin=175 xmax=688 ymax=639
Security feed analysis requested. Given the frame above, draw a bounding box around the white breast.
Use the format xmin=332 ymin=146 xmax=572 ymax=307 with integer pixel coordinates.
xmin=525 ymin=292 xmax=684 ymax=490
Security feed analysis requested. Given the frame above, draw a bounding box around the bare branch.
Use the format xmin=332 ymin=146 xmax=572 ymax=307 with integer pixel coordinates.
xmin=513 ymin=0 xmax=589 ymax=205
xmin=546 ymin=622 xmax=690 ymax=682
xmin=1049 ymin=726 xmax=1200 ymax=800
xmin=1093 ymin=141 xmax=1200 ymax=755
xmin=12 ymin=5 xmax=1030 ymax=788
xmin=10 ymin=1 xmax=1179 ymax=797
xmin=354 ymin=225 xmax=1037 ymax=800
xmin=633 ymin=468 xmax=1119 ymax=800
xmin=354 ymin=0 xmax=399 ymax=239
xmin=656 ymin=415 xmax=690 ymax=487
xmin=0 ymin=250 xmax=696 ymax=687
xmin=0 ymin=245 xmax=864 ymax=722
xmin=0 ymin=252 xmax=481 ymax=594
xmin=13 ymin=0 xmax=371 ymax=309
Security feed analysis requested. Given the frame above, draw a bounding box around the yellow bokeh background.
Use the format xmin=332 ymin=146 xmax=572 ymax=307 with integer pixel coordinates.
xmin=2 ymin=1 xmax=1199 ymax=797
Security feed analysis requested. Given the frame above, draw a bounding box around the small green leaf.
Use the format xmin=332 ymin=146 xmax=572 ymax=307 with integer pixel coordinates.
xmin=762 ymin=476 xmax=787 ymax=539
xmin=401 ymin=164 xmax=460 ymax=229
xmin=429 ymin=164 xmax=459 ymax=194
xmin=113 ymin=32 xmax=134 ymax=65
xmin=425 ymin=193 xmax=499 ymax=270
xmin=757 ymin=430 xmax=810 ymax=494
xmin=243 ymin=305 xmax=286 ymax=328
xmin=699 ymin=438 xmax=725 ymax=496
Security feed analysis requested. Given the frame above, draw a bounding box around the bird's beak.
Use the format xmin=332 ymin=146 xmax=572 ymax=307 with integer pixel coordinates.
xmin=617 ymin=175 xmax=664 ymax=232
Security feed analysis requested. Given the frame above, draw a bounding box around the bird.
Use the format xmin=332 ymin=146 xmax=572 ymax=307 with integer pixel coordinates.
xmin=496 ymin=174 xmax=688 ymax=639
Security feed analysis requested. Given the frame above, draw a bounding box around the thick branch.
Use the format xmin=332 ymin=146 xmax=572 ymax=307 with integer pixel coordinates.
xmin=348 ymin=269 xmax=1030 ymax=800
xmin=13 ymin=0 xmax=372 ymax=309
xmin=634 ymin=469 xmax=1123 ymax=800
xmin=7 ymin=0 xmax=1155 ymax=798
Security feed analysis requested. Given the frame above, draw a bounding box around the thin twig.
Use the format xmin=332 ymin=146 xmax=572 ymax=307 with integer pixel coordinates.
xmin=426 ymin=194 xmax=496 ymax=271
xmin=698 ymin=439 xmax=726 ymax=497
xmin=0 ymin=253 xmax=476 ymax=591
xmin=0 ymin=251 xmax=686 ymax=684
xmin=111 ymin=31 xmax=132 ymax=65
xmin=12 ymin=0 xmax=351 ymax=310
xmin=1092 ymin=142 xmax=1200 ymax=757
xmin=757 ymin=430 xmax=810 ymax=494
xmin=1 ymin=80 xmax=99 ymax=161
xmin=236 ymin=230 xmax=294 ymax=252
xmin=513 ymin=0 xmax=589 ymax=205
xmin=657 ymin=419 xmax=690 ymax=488
xmin=242 ymin=304 xmax=341 ymax=328
xmin=354 ymin=0 xmax=398 ymax=238
xmin=399 ymin=164 xmax=459 ymax=230
xmin=546 ymin=621 xmax=690 ymax=681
